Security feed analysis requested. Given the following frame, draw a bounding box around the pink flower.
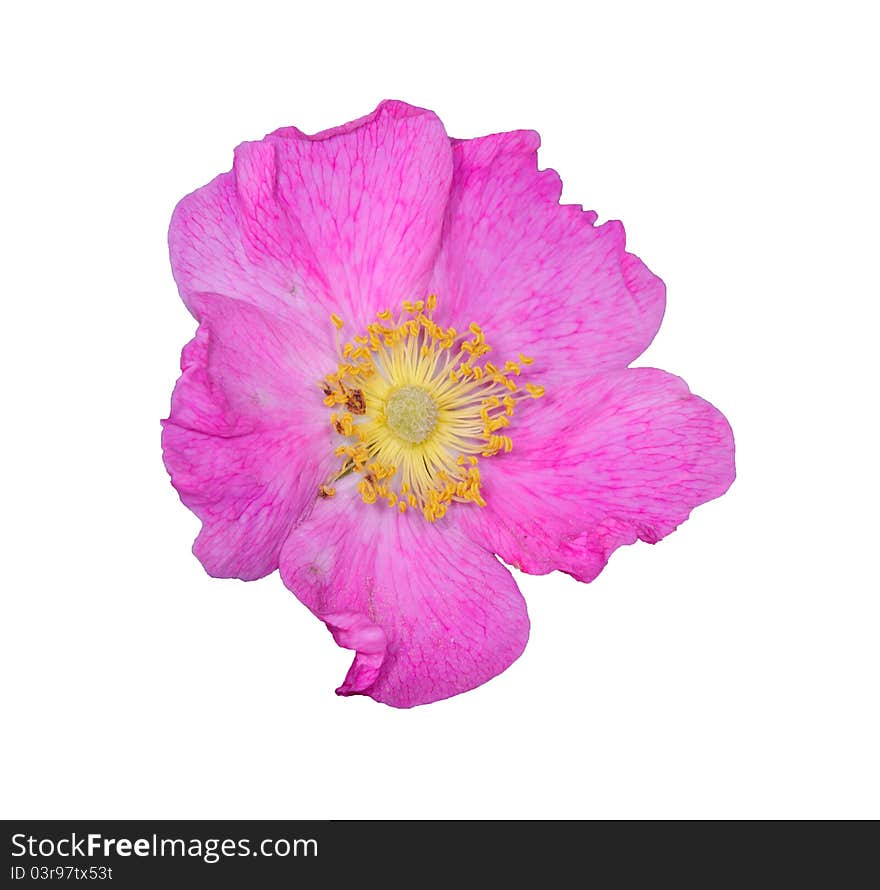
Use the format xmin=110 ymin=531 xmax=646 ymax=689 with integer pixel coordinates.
xmin=163 ymin=100 xmax=735 ymax=708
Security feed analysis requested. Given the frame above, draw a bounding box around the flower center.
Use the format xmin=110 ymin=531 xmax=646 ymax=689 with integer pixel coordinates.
xmin=385 ymin=385 xmax=438 ymax=444
xmin=318 ymin=296 xmax=545 ymax=521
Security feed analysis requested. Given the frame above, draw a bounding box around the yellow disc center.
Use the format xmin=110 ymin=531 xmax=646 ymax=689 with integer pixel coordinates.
xmin=385 ymin=385 xmax=438 ymax=444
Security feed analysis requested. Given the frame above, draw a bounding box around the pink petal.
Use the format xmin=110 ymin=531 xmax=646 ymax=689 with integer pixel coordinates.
xmin=430 ymin=130 xmax=665 ymax=384
xmin=169 ymin=100 xmax=453 ymax=327
xmin=162 ymin=297 xmax=336 ymax=580
xmin=279 ymin=481 xmax=530 ymax=708
xmin=459 ymin=368 xmax=735 ymax=582
xmin=320 ymin=612 xmax=387 ymax=696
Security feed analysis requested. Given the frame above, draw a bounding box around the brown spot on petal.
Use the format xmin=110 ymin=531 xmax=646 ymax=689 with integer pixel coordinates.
xmin=346 ymin=389 xmax=366 ymax=415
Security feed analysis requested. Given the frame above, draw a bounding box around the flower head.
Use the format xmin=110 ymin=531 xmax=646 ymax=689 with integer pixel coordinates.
xmin=163 ymin=100 xmax=735 ymax=707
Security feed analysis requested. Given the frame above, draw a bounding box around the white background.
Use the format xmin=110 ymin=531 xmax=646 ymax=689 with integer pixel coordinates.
xmin=2 ymin=1 xmax=877 ymax=819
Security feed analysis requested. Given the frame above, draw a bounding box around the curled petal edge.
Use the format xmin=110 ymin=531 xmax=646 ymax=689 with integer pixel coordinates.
xmin=320 ymin=611 xmax=387 ymax=697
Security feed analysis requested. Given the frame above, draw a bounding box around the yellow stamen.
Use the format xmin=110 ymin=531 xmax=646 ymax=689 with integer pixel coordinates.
xmin=320 ymin=297 xmax=544 ymax=521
